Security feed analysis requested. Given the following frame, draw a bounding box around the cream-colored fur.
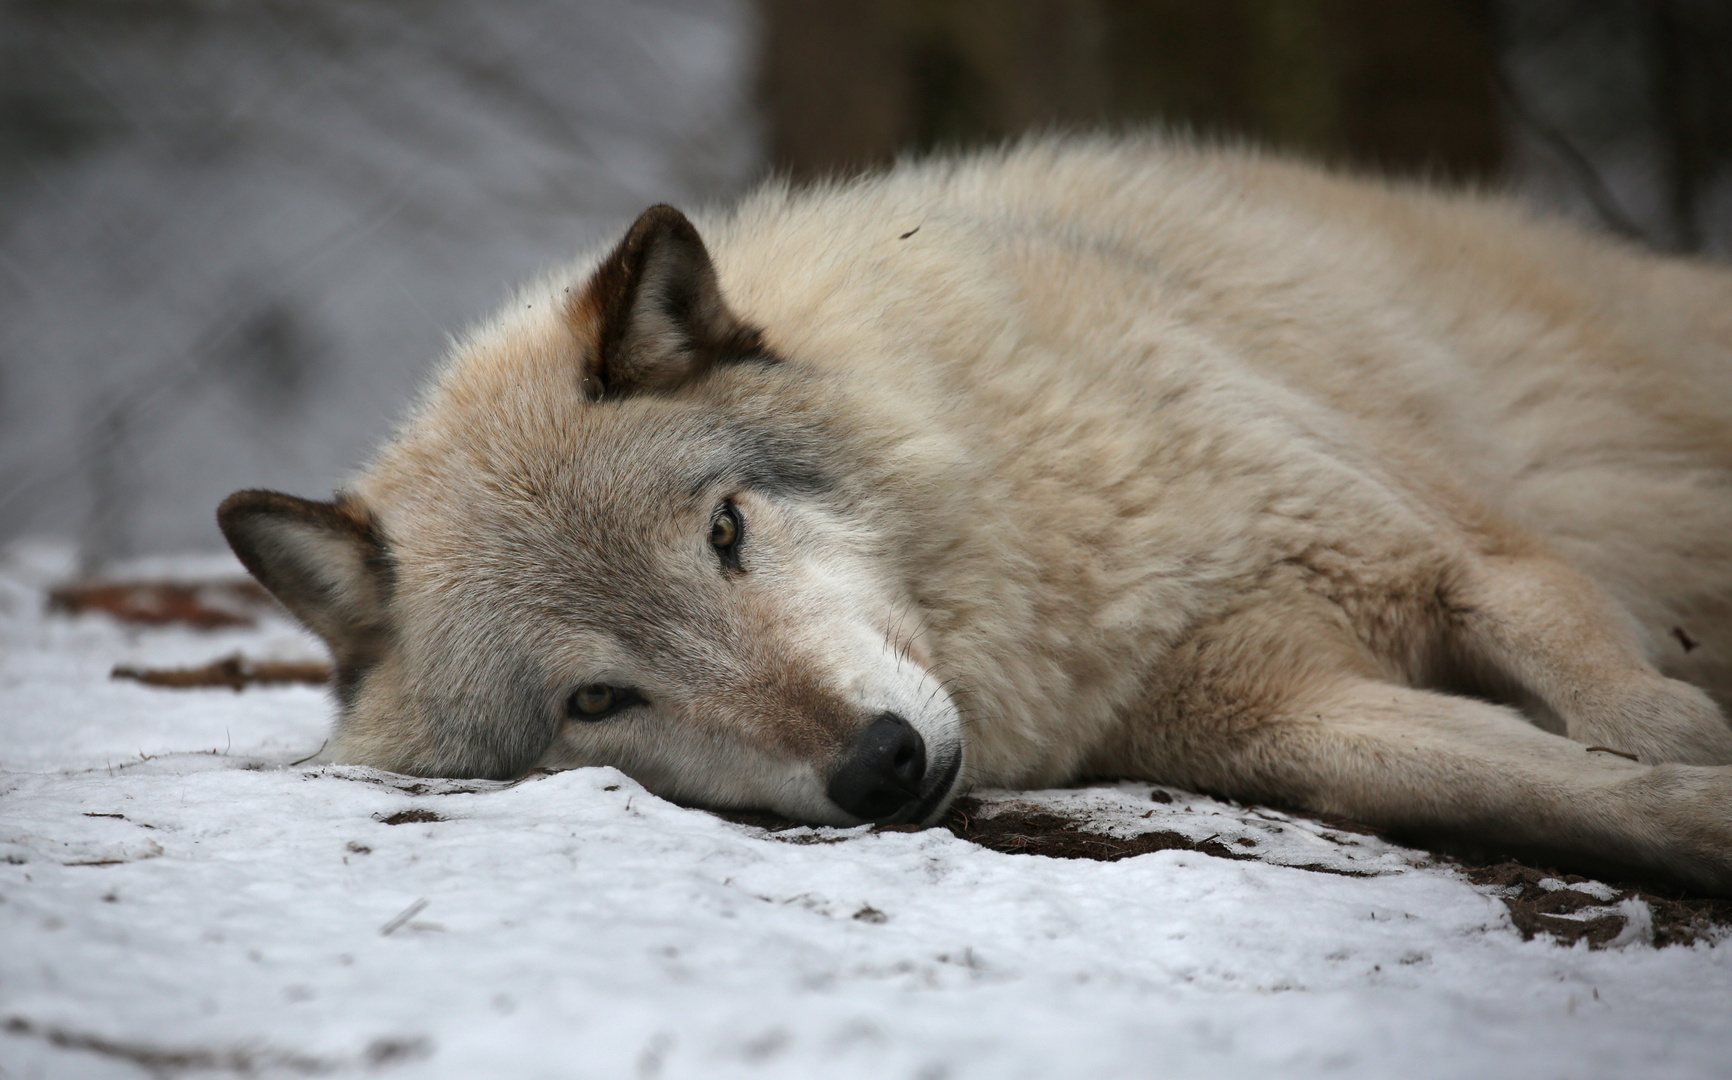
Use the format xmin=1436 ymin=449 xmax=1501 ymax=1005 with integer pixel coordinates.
xmin=220 ymin=136 xmax=1732 ymax=892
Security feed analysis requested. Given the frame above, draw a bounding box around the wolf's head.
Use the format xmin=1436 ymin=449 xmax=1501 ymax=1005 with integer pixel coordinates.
xmin=218 ymin=206 xmax=964 ymax=825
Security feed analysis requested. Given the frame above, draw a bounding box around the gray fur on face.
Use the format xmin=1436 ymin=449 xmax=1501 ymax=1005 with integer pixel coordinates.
xmin=362 ymin=387 xmax=859 ymax=781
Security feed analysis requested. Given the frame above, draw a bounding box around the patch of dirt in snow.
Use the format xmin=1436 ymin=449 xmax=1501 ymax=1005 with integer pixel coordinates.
xmin=936 ymin=796 xmax=1375 ymax=876
xmin=376 ymin=808 xmax=445 ymax=826
xmin=722 ymin=784 xmax=1732 ymax=949
xmin=959 ymin=794 xmax=1732 ymax=950
xmin=950 ymin=790 xmax=1732 ymax=948
xmin=1450 ymin=861 xmax=1732 ymax=949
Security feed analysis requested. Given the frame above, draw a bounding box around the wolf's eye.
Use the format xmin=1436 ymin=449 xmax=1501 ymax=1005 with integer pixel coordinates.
xmin=710 ymin=502 xmax=743 ymax=571
xmin=565 ymin=684 xmax=644 ymax=721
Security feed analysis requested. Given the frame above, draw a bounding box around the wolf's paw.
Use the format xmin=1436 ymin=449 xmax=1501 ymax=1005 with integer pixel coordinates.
xmin=1574 ymin=677 xmax=1732 ymax=766
xmin=1621 ymin=763 xmax=1732 ymax=895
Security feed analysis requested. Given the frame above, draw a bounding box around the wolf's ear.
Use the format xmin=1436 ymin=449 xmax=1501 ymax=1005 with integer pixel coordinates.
xmin=217 ymin=490 xmax=391 ymax=663
xmin=572 ymin=203 xmax=765 ymax=399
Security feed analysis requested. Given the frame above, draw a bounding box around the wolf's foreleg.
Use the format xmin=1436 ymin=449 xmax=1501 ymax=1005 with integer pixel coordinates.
xmin=1441 ymin=553 xmax=1732 ymax=765
xmin=1240 ymin=679 xmax=1732 ymax=894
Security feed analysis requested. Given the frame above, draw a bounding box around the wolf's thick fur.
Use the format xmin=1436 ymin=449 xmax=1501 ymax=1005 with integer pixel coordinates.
xmin=220 ymin=137 xmax=1732 ymax=892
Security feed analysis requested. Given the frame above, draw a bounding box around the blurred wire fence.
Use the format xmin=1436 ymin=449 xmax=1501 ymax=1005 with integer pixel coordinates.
xmin=1 ymin=0 xmax=1726 ymax=569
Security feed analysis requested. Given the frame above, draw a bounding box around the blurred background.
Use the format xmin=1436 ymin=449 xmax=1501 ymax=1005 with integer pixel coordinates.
xmin=2 ymin=0 xmax=1729 ymax=567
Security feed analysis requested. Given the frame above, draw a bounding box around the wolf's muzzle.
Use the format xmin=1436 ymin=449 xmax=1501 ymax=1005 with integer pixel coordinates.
xmin=826 ymin=711 xmax=926 ymax=821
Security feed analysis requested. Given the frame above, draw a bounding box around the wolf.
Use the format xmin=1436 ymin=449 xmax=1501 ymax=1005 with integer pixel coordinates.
xmin=218 ymin=137 xmax=1732 ymax=892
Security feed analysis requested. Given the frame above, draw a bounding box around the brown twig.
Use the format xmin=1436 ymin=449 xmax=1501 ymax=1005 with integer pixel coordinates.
xmin=50 ymin=580 xmax=272 ymax=629
xmin=111 ymin=654 xmax=330 ymax=692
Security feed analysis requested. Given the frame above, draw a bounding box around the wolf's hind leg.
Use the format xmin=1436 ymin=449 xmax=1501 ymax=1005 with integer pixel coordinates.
xmin=1233 ymin=680 xmax=1732 ymax=894
xmin=1441 ymin=553 xmax=1732 ymax=764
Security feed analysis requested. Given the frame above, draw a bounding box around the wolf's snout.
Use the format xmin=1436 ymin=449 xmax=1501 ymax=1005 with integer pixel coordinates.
xmin=826 ymin=711 xmax=927 ymax=820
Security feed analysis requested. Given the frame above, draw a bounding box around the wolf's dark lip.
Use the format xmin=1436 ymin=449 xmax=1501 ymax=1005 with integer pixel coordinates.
xmin=906 ymin=749 xmax=963 ymax=825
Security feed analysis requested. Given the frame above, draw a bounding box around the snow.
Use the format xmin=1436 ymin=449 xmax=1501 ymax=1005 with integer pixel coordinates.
xmin=4 ymin=543 xmax=1732 ymax=1079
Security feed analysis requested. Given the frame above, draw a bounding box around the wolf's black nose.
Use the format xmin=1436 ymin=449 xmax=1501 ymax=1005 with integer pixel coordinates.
xmin=827 ymin=711 xmax=927 ymax=821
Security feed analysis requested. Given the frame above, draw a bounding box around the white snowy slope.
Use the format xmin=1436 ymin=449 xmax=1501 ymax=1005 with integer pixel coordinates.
xmin=4 ymin=543 xmax=1732 ymax=1080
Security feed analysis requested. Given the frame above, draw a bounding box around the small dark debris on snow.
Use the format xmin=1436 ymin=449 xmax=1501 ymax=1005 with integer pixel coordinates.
xmin=49 ymin=579 xmax=274 ymax=629
xmin=112 ymin=654 xmax=330 ymax=691
xmin=898 ymin=226 xmax=919 ymax=239
xmin=379 ymin=899 xmax=429 ymax=936
xmin=365 ymin=1036 xmax=432 ymax=1067
xmin=346 ymin=842 xmax=372 ymax=854
xmin=853 ymin=905 xmax=888 ymax=923
xmin=1148 ymin=789 xmax=1174 ymax=804
xmin=377 ymin=809 xmax=443 ymax=826
xmin=2 ymin=1015 xmax=335 ymax=1075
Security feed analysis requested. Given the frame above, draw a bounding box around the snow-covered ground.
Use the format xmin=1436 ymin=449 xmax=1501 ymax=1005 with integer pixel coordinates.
xmin=4 ymin=542 xmax=1732 ymax=1080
